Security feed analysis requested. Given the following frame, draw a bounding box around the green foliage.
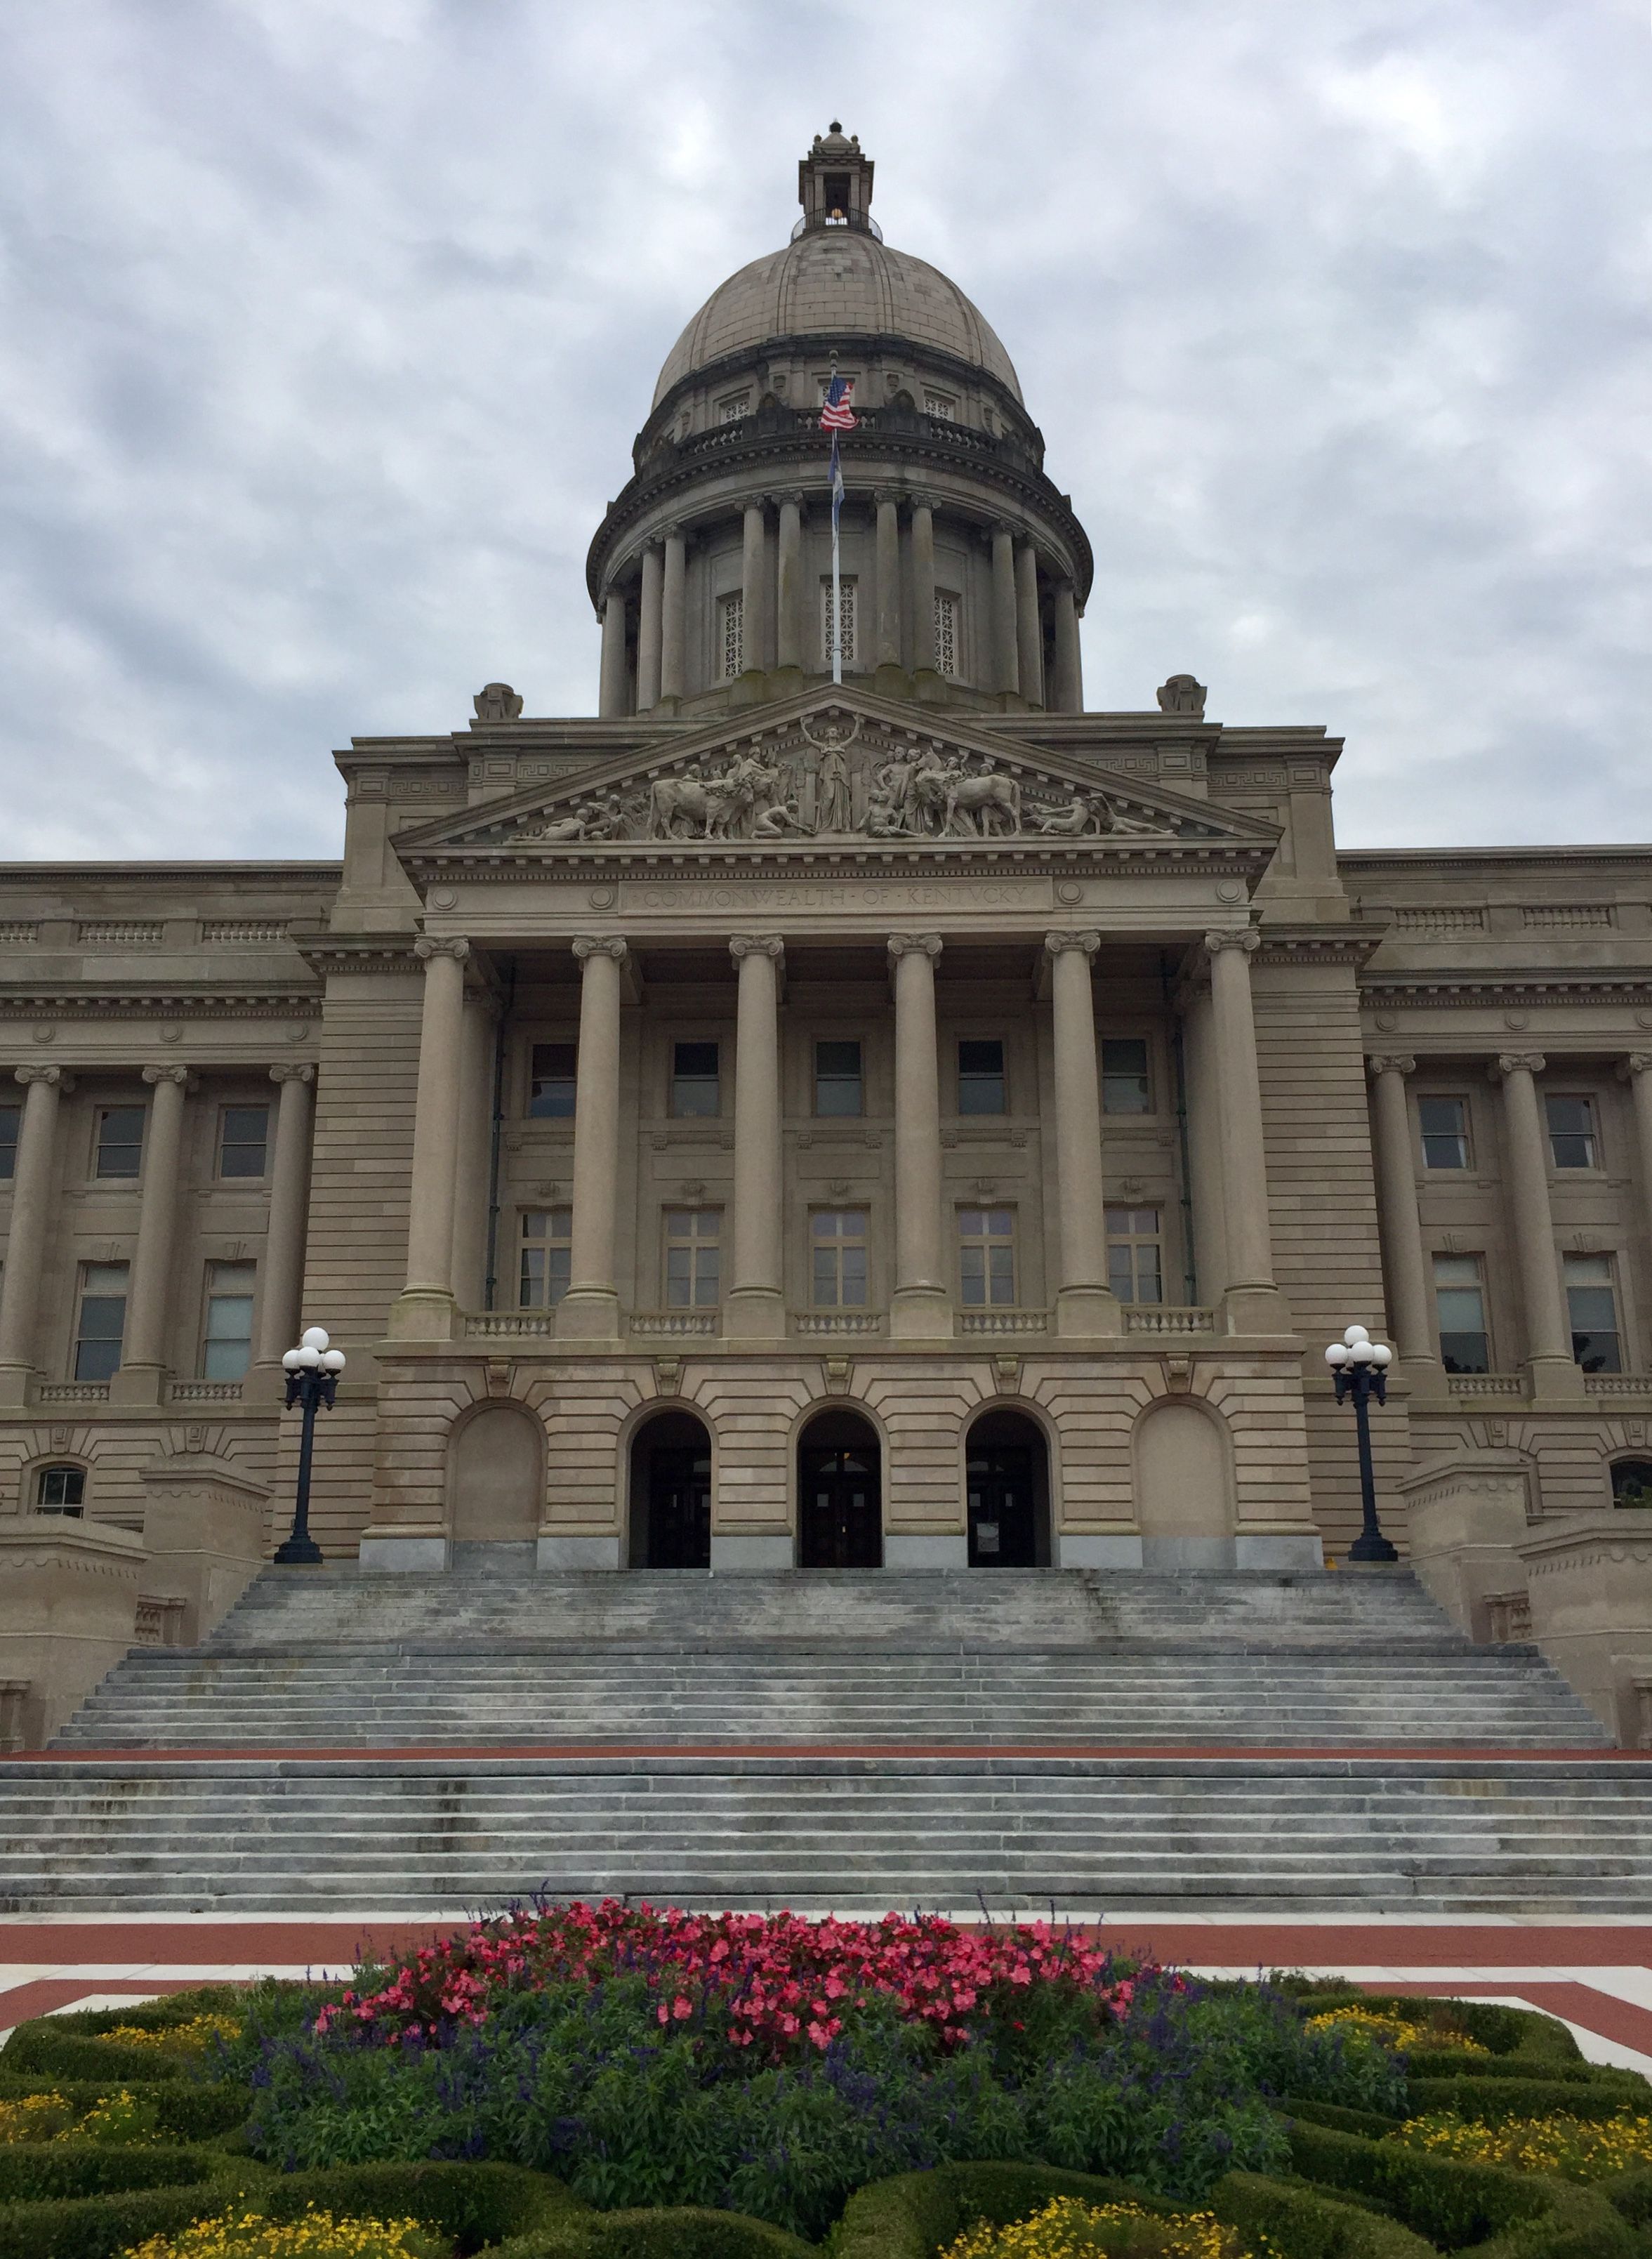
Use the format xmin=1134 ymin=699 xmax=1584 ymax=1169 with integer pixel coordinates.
xmin=0 ymin=2140 xmax=232 ymax=2201
xmin=0 ymin=2071 xmax=250 ymax=2143
xmin=828 ymin=2162 xmax=1175 ymax=2259
xmin=1209 ymin=2170 xmax=1436 ymax=2258
xmin=498 ymin=2206 xmax=814 ymax=2257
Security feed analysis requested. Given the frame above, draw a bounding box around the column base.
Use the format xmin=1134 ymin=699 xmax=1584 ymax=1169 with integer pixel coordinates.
xmin=537 ymin=1534 xmax=622 ymax=1572
xmin=1528 ymin=1355 xmax=1587 ymax=1404
xmin=1058 ymin=1532 xmax=1144 ymax=1569
xmin=358 ymin=1536 xmax=450 ymax=1572
xmin=1235 ymin=1532 xmax=1326 ymax=1571
xmin=885 ymin=1532 xmax=968 ymax=1569
xmin=890 ymin=1287 xmax=951 ymax=1342
xmin=556 ymin=1289 xmax=622 ymax=1341
xmin=1222 ymin=1283 xmax=1293 ymax=1335
xmin=1142 ymin=1535 xmax=1237 ymax=1571
xmin=1055 ymin=1286 xmax=1123 ymax=1338
xmin=708 ymin=1534 xmax=795 ymax=1570
xmin=722 ymin=1288 xmax=786 ymax=1341
xmin=385 ymin=1288 xmax=458 ymax=1343
xmin=0 ymin=1365 xmax=32 ymax=1411
xmin=109 ymin=1363 xmax=164 ymax=1408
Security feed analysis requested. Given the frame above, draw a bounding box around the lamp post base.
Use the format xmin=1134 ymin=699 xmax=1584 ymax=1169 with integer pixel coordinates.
xmin=272 ymin=1534 xmax=324 ymax=1566
xmin=1347 ymin=1529 xmax=1400 ymax=1565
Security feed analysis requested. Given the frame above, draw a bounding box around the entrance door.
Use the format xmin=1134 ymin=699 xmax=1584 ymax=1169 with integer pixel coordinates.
xmin=648 ymin=1446 xmax=711 ymax=1568
xmin=967 ymin=1442 xmax=1037 ymax=1567
xmin=799 ymin=1440 xmax=882 ymax=1568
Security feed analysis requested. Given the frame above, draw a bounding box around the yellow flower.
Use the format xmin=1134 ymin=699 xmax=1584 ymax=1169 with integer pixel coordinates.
xmin=0 ymin=2092 xmax=75 ymax=2142
xmin=1386 ymin=2111 xmax=1652 ymax=2182
xmin=939 ymin=2197 xmax=1273 ymax=2258
xmin=119 ymin=2204 xmax=450 ymax=2257
xmin=1304 ymin=2006 xmax=1488 ymax=2055
xmin=100 ymin=2013 xmax=242 ymax=2055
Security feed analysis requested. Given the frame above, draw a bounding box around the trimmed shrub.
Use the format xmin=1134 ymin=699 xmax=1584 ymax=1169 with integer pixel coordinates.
xmin=1210 ymin=2170 xmax=1438 ymax=2258
xmin=0 ymin=2072 xmax=250 ymax=2142
xmin=0 ymin=2140 xmax=232 ymax=2200
xmin=499 ymin=2206 xmax=814 ymax=2257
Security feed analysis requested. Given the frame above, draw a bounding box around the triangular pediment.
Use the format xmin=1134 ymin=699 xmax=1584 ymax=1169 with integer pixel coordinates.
xmin=395 ymin=687 xmax=1280 ymax=870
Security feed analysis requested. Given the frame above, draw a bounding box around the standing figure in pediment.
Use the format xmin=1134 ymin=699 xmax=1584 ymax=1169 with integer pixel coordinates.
xmin=908 ymin=749 xmax=960 ymax=836
xmin=817 ymin=744 xmax=853 ymax=834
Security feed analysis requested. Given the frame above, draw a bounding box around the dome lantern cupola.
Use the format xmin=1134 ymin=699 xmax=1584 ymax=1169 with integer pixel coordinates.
xmin=795 ymin=120 xmax=879 ymax=237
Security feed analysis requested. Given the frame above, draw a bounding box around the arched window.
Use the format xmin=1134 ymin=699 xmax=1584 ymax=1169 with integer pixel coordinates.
xmin=1611 ymin=1460 xmax=1652 ymax=1508
xmin=34 ymin=1464 xmax=85 ymax=1516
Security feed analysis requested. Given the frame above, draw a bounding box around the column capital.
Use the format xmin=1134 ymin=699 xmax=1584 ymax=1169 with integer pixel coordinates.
xmin=270 ymin=1062 xmax=317 ymax=1086
xmin=779 ymin=489 xmax=805 ymax=509
xmin=729 ymin=934 xmax=784 ymax=964
xmin=1366 ymin=1053 xmax=1416 ymax=1079
xmin=887 ymin=933 xmax=942 ymax=963
xmin=1045 ymin=929 xmax=1099 ymax=961
xmin=14 ymin=1065 xmax=73 ymax=1091
xmin=414 ymin=935 xmax=470 ymax=966
xmin=871 ymin=486 xmax=899 ymax=507
xmin=1491 ymin=1051 xmax=1546 ymax=1080
xmin=573 ymin=934 xmax=630 ymax=966
xmin=1619 ymin=1054 xmax=1652 ymax=1081
xmin=661 ymin=520 xmax=686 ymax=542
xmin=1204 ymin=926 xmax=1260 ymax=957
xmin=141 ymin=1064 xmax=195 ymax=1089
xmin=907 ymin=488 xmax=937 ymax=513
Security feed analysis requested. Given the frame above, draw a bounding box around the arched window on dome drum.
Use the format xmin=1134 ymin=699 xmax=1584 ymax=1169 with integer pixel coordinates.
xmin=934 ymin=591 xmax=958 ymax=677
xmin=721 ymin=592 xmax=744 ymax=678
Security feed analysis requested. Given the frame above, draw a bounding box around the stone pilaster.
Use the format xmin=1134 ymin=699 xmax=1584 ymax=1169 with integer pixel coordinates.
xmin=908 ymin=496 xmax=937 ymax=676
xmin=109 ymin=1065 xmax=193 ymax=1405
xmin=0 ymin=1066 xmax=74 ymax=1408
xmin=598 ymin=588 xmax=628 ymax=717
xmin=560 ymin=936 xmax=630 ymax=1341
xmin=873 ymin=489 xmax=901 ymax=673
xmin=887 ymin=933 xmax=949 ymax=1338
xmin=387 ymin=937 xmax=469 ymax=1343
xmin=726 ymin=935 xmax=786 ymax=1339
xmin=1366 ymin=1054 xmax=1444 ymax=1397
xmin=1045 ymin=932 xmax=1121 ymax=1336
xmin=775 ymin=493 xmax=803 ymax=672
xmin=1052 ymin=579 xmax=1082 ymax=713
xmin=245 ymin=1064 xmax=316 ymax=1402
xmin=1014 ymin=539 xmax=1044 ymax=707
xmin=1205 ymin=928 xmax=1288 ymax=1333
xmin=989 ymin=522 xmax=1019 ymax=697
xmin=659 ymin=526 xmax=687 ymax=701
xmin=636 ymin=542 xmax=663 ymax=710
xmin=1491 ymin=1051 xmax=1584 ymax=1399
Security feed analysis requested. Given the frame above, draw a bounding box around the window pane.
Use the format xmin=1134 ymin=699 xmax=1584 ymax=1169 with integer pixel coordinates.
xmin=1547 ymin=1095 xmax=1597 ymax=1169
xmin=529 ymin=1042 xmax=577 ymax=1118
xmin=672 ymin=1041 xmax=720 ymax=1118
xmin=1101 ymin=1039 xmax=1150 ymax=1114
xmin=1418 ymin=1096 xmax=1469 ymax=1169
xmin=36 ymin=1464 xmax=85 ymax=1511
xmin=95 ymin=1105 xmax=145 ymax=1178
xmin=957 ymin=1039 xmax=1006 ymax=1115
xmin=1440 ymin=1333 xmax=1491 ymax=1375
xmin=839 ymin=1246 xmax=866 ymax=1305
xmin=219 ymin=1105 xmax=269 ymax=1178
xmin=815 ymin=1039 xmax=863 ymax=1117
xmin=960 ymin=1246 xmax=985 ymax=1305
xmin=0 ymin=1105 xmax=18 ymax=1180
xmin=520 ymin=1209 xmax=572 ymax=1308
xmin=1436 ymin=1288 xmax=1486 ymax=1331
xmin=1563 ymin=1256 xmax=1620 ymax=1371
xmin=75 ymin=1265 xmax=127 ymax=1382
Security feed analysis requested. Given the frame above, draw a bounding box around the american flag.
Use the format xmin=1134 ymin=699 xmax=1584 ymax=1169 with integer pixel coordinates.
xmin=819 ymin=372 xmax=857 ymax=431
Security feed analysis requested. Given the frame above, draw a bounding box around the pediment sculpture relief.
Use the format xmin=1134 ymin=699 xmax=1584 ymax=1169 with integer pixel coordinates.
xmin=503 ymin=721 xmax=1208 ymax=848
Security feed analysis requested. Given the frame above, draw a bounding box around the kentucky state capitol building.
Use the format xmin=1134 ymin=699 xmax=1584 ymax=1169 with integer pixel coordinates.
xmin=4 ymin=124 xmax=1652 ymax=1582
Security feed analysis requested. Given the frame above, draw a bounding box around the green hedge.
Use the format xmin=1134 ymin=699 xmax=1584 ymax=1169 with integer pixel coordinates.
xmin=0 ymin=2151 xmax=257 ymax=2259
xmin=1211 ymin=2168 xmax=1438 ymax=2258
xmin=0 ymin=2071 xmax=252 ymax=2143
xmin=1285 ymin=2117 xmax=1636 ymax=2259
xmin=1406 ymin=2073 xmax=1652 ymax=2126
xmin=498 ymin=2206 xmax=815 ymax=2257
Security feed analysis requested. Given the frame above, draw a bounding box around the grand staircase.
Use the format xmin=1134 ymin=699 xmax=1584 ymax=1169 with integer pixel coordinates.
xmin=3 ymin=1564 xmax=1648 ymax=1916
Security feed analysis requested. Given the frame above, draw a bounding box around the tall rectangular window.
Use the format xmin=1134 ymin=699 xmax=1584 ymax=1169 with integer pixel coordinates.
xmin=959 ymin=1207 xmax=1016 ymax=1307
xmin=717 ymin=391 xmax=751 ymax=423
xmin=1101 ymin=1038 xmax=1151 ymax=1114
xmin=1433 ymin=1253 xmax=1490 ymax=1374
xmin=1106 ymin=1207 xmax=1163 ymax=1305
xmin=0 ymin=1103 xmax=18 ymax=1180
xmin=934 ymin=591 xmax=958 ymax=676
xmin=74 ymin=1262 xmax=128 ymax=1381
xmin=720 ymin=591 xmax=744 ymax=678
xmin=1565 ymin=1253 xmax=1622 ymax=1372
xmin=1547 ymin=1095 xmax=1599 ymax=1170
xmin=671 ymin=1041 xmax=720 ymax=1117
xmin=1418 ymin=1095 xmax=1470 ymax=1170
xmin=529 ymin=1042 xmax=577 ymax=1119
xmin=811 ymin=1211 xmax=868 ymax=1306
xmin=520 ymin=1208 xmax=572 ymax=1308
xmin=923 ymin=391 xmax=956 ymax=420
xmin=201 ymin=1260 xmax=256 ymax=1379
xmin=957 ymin=1039 xmax=1006 ymax=1115
xmin=814 ymin=1039 xmax=863 ymax=1117
xmin=218 ymin=1104 xmax=269 ymax=1179
xmin=95 ymin=1105 xmax=145 ymax=1179
xmin=665 ymin=1208 xmax=721 ymax=1308
xmin=821 ymin=577 xmax=857 ymax=668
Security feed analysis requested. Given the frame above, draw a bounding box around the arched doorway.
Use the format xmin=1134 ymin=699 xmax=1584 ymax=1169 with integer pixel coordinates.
xmin=798 ymin=1408 xmax=882 ymax=1568
xmin=629 ymin=1410 xmax=712 ymax=1569
xmin=965 ymin=1409 xmax=1051 ymax=1567
xmin=448 ymin=1403 xmax=543 ymax=1562
xmin=1135 ymin=1401 xmax=1234 ymax=1569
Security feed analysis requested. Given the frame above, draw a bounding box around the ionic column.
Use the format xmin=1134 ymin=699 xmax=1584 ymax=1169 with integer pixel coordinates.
xmin=888 ymin=933 xmax=949 ymax=1338
xmin=111 ymin=1065 xmax=193 ymax=1403
xmin=246 ymin=1064 xmax=315 ymax=1400
xmin=1052 ymin=579 xmax=1083 ymax=713
xmin=598 ymin=588 xmax=628 ymax=717
xmin=739 ymin=502 xmax=766 ymax=678
xmin=727 ymin=935 xmax=785 ymax=1340
xmin=0 ymin=1066 xmax=74 ymax=1408
xmin=636 ymin=543 xmax=663 ymax=710
xmin=775 ymin=493 xmax=803 ymax=671
xmin=1015 ymin=540 xmax=1044 ymax=707
xmin=1367 ymin=1054 xmax=1443 ymax=1392
xmin=388 ymin=937 xmax=470 ymax=1341
xmin=1205 ymin=928 xmax=1287 ymax=1331
xmin=990 ymin=522 xmax=1020 ymax=696
xmin=909 ymin=496 xmax=937 ymax=673
xmin=873 ymin=489 xmax=901 ymax=671
xmin=560 ymin=936 xmax=630 ymax=1339
xmin=1491 ymin=1052 xmax=1582 ymax=1397
xmin=659 ymin=526 xmax=687 ymax=700
xmin=1045 ymin=932 xmax=1121 ymax=1336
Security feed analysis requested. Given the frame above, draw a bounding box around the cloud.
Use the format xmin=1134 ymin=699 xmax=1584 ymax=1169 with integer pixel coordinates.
xmin=0 ymin=0 xmax=1646 ymax=856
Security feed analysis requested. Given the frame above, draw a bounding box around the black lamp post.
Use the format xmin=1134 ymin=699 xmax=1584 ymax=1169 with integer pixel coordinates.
xmin=275 ymin=1325 xmax=345 ymax=1567
xmin=1325 ymin=1324 xmax=1397 ymax=1564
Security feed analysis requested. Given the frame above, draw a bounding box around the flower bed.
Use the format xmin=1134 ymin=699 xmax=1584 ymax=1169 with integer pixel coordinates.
xmin=0 ymin=1915 xmax=1641 ymax=2255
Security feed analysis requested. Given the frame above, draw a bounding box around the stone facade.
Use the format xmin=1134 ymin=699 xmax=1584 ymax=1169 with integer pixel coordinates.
xmin=4 ymin=129 xmax=1652 ymax=1592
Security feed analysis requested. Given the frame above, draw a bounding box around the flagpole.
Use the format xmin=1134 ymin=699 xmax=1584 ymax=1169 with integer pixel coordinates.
xmin=829 ymin=352 xmax=842 ymax=686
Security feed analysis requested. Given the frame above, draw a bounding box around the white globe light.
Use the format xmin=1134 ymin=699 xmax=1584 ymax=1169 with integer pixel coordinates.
xmin=281 ymin=1349 xmax=303 ymax=1371
xmin=321 ymin=1349 xmax=345 ymax=1372
xmin=1349 ymin=1340 xmax=1376 ymax=1364
xmin=1343 ymin=1324 xmax=1370 ymax=1346
xmin=298 ymin=1344 xmax=321 ymax=1367
xmin=300 ymin=1326 xmax=330 ymax=1352
xmin=1324 ymin=1344 xmax=1349 ymax=1367
xmin=1370 ymin=1344 xmax=1393 ymax=1369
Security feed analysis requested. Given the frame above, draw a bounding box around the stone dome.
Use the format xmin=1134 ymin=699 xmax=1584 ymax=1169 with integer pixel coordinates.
xmin=652 ymin=228 xmax=1024 ymax=410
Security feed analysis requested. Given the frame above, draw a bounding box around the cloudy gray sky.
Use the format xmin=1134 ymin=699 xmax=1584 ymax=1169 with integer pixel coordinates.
xmin=0 ymin=0 xmax=1647 ymax=860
